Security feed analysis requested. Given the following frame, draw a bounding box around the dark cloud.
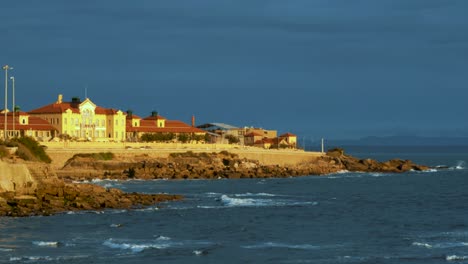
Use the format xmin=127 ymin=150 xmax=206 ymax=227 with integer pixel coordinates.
xmin=0 ymin=0 xmax=467 ymax=139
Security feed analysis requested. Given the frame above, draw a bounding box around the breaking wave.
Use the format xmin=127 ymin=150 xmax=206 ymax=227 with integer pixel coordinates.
xmin=103 ymin=238 xmax=173 ymax=253
xmin=242 ymin=242 xmax=320 ymax=250
xmin=447 ymin=255 xmax=468 ymax=261
xmin=219 ymin=195 xmax=317 ymax=208
xmin=32 ymin=241 xmax=59 ymax=247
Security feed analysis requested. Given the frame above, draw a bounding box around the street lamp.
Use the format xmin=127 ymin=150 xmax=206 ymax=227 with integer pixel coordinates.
xmin=2 ymin=65 xmax=12 ymax=140
xmin=10 ymin=76 xmax=15 ymax=137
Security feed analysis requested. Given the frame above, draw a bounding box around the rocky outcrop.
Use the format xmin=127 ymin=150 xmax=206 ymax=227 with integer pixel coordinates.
xmin=0 ymin=160 xmax=182 ymax=217
xmin=56 ymin=150 xmax=430 ymax=181
xmin=325 ymin=148 xmax=429 ymax=172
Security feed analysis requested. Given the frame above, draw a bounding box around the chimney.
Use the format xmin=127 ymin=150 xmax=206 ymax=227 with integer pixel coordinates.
xmin=191 ymin=115 xmax=195 ymax=127
xmin=126 ymin=110 xmax=133 ymax=118
xmin=151 ymin=111 xmax=158 ymax=118
xmin=56 ymin=94 xmax=63 ymax=104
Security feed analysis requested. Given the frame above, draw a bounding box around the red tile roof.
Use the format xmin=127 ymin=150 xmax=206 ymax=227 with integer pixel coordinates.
xmin=0 ymin=116 xmax=57 ymax=131
xmin=29 ymin=101 xmax=121 ymax=116
xmin=127 ymin=119 xmax=205 ymax=134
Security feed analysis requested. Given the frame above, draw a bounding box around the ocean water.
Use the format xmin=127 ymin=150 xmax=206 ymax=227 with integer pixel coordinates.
xmin=1 ymin=147 xmax=468 ymax=263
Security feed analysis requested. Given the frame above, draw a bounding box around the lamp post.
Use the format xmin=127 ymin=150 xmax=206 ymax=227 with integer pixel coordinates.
xmin=2 ymin=65 xmax=12 ymax=140
xmin=10 ymin=76 xmax=15 ymax=137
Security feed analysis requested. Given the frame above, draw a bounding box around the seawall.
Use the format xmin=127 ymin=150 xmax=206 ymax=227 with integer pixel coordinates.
xmin=42 ymin=142 xmax=324 ymax=169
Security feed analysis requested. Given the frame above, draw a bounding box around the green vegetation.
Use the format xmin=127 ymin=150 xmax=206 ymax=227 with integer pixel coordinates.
xmin=11 ymin=136 xmax=52 ymax=163
xmin=141 ymin=133 xmax=176 ymax=142
xmin=177 ymin=134 xmax=190 ymax=143
xmin=140 ymin=133 xmax=206 ymax=143
xmin=225 ymin=135 xmax=240 ymax=144
xmin=0 ymin=145 xmax=9 ymax=158
xmin=73 ymin=152 xmax=115 ymax=160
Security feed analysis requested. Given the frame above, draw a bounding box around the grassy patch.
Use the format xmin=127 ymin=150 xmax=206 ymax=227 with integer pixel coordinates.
xmin=12 ymin=137 xmax=51 ymax=163
xmin=73 ymin=152 xmax=115 ymax=160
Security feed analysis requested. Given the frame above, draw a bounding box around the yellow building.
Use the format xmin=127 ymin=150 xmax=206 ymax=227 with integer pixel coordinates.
xmin=29 ymin=95 xmax=126 ymax=142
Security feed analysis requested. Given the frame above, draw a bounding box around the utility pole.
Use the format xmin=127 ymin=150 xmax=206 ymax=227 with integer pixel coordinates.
xmin=10 ymin=76 xmax=15 ymax=137
xmin=321 ymin=138 xmax=324 ymax=153
xmin=2 ymin=65 xmax=12 ymax=140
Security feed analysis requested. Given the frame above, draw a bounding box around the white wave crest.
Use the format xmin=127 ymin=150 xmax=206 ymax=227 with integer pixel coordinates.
xmin=221 ymin=195 xmax=273 ymax=207
xmin=412 ymin=241 xmax=468 ymax=249
xmin=412 ymin=242 xmax=432 ymax=248
xmin=447 ymin=255 xmax=468 ymax=261
xmin=103 ymin=238 xmax=171 ymax=253
xmin=0 ymin=248 xmax=13 ymax=252
xmin=9 ymin=255 xmax=88 ymax=262
xmin=193 ymin=250 xmax=204 ymax=256
xmin=455 ymin=160 xmax=466 ymax=169
xmin=243 ymin=242 xmax=320 ymax=250
xmin=234 ymin=192 xmax=277 ymax=197
xmin=32 ymin=241 xmax=59 ymax=247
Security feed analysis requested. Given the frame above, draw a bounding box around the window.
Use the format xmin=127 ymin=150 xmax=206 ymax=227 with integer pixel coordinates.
xmin=22 ymin=119 xmax=26 ymax=124
xmin=64 ymin=118 xmax=67 ymax=125
xmin=115 ymin=120 xmax=118 ymax=126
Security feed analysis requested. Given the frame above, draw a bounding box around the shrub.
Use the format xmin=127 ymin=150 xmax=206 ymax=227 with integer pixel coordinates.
xmin=225 ymin=135 xmax=240 ymax=144
xmin=0 ymin=145 xmax=9 ymax=158
xmin=12 ymin=136 xmax=51 ymax=163
xmin=73 ymin=152 xmax=115 ymax=160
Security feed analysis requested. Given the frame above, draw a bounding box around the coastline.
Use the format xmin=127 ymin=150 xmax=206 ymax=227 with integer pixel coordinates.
xmin=0 ymin=146 xmax=429 ymax=217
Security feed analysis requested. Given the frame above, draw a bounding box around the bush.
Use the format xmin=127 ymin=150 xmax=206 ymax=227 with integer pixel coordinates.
xmin=73 ymin=152 xmax=115 ymax=160
xmin=0 ymin=145 xmax=9 ymax=158
xmin=12 ymin=136 xmax=51 ymax=163
xmin=225 ymin=135 xmax=240 ymax=144
xmin=141 ymin=133 xmax=175 ymax=142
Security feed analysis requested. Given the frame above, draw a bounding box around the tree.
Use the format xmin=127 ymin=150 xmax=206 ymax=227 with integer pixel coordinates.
xmin=225 ymin=134 xmax=240 ymax=144
xmin=177 ymin=133 xmax=190 ymax=143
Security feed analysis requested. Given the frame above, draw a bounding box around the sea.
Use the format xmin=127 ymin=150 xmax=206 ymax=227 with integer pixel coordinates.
xmin=0 ymin=146 xmax=467 ymax=263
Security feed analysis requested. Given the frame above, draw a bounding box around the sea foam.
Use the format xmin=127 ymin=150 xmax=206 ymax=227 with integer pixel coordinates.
xmin=32 ymin=241 xmax=59 ymax=247
xmin=447 ymin=255 xmax=468 ymax=261
xmin=243 ymin=242 xmax=320 ymax=250
xmin=103 ymin=238 xmax=171 ymax=253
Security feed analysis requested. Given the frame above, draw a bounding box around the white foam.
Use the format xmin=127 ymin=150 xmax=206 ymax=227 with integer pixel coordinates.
xmin=193 ymin=250 xmax=204 ymax=256
xmin=412 ymin=241 xmax=468 ymax=249
xmin=243 ymin=242 xmax=320 ymax=250
xmin=412 ymin=242 xmax=432 ymax=248
xmin=447 ymin=255 xmax=468 ymax=261
xmin=221 ymin=195 xmax=273 ymax=207
xmin=103 ymin=238 xmax=171 ymax=253
xmin=234 ymin=192 xmax=277 ymax=197
xmin=455 ymin=161 xmax=466 ymax=170
xmin=32 ymin=241 xmax=59 ymax=247
xmin=9 ymin=255 xmax=88 ymax=262
xmin=0 ymin=248 xmax=13 ymax=252
xmin=155 ymin=236 xmax=171 ymax=241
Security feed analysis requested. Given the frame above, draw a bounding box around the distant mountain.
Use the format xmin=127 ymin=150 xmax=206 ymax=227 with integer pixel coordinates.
xmin=315 ymin=136 xmax=468 ymax=147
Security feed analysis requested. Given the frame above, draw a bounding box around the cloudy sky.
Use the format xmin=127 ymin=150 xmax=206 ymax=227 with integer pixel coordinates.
xmin=0 ymin=0 xmax=467 ymax=139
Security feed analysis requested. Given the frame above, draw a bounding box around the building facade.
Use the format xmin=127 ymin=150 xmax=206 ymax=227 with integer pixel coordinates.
xmin=28 ymin=95 xmax=126 ymax=142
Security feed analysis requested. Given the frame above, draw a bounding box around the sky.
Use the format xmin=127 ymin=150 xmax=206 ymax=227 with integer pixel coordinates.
xmin=0 ymin=0 xmax=467 ymax=139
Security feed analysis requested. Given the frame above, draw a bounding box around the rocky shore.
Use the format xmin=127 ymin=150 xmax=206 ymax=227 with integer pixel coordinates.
xmin=57 ymin=149 xmax=429 ymax=181
xmin=0 ymin=161 xmax=182 ymax=217
xmin=1 ymin=148 xmax=429 ymax=217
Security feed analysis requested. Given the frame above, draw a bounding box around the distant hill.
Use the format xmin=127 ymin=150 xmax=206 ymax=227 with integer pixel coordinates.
xmin=314 ymin=136 xmax=468 ymax=147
